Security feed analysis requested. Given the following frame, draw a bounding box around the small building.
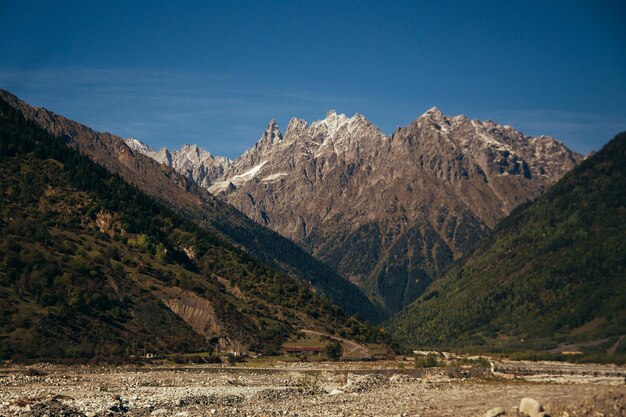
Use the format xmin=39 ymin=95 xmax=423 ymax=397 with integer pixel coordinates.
xmin=283 ymin=346 xmax=324 ymax=356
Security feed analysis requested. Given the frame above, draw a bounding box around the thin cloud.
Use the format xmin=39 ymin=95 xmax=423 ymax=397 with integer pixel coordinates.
xmin=0 ymin=66 xmax=362 ymax=158
xmin=2 ymin=67 xmax=621 ymax=157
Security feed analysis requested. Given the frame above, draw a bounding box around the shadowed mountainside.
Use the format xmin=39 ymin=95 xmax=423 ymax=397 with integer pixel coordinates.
xmin=387 ymin=132 xmax=626 ymax=361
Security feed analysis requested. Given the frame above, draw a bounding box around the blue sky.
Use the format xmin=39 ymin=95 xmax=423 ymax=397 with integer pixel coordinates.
xmin=0 ymin=0 xmax=624 ymax=158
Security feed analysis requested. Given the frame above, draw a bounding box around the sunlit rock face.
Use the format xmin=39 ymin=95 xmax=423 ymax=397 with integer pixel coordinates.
xmin=131 ymin=107 xmax=583 ymax=312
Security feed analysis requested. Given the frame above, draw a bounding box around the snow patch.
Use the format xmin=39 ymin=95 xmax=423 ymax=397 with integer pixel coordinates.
xmin=125 ymin=138 xmax=153 ymax=153
xmin=231 ymin=161 xmax=267 ymax=181
xmin=262 ymin=172 xmax=288 ymax=182
xmin=208 ymin=181 xmax=231 ymax=194
xmin=476 ymin=132 xmax=514 ymax=153
xmin=209 ymin=161 xmax=268 ymax=194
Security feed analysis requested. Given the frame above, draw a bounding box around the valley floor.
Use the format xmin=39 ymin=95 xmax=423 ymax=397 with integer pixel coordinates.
xmin=0 ymin=360 xmax=625 ymax=417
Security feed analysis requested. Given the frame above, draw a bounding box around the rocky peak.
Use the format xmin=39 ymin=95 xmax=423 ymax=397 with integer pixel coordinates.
xmin=285 ymin=117 xmax=308 ymax=138
xmin=124 ymin=138 xmax=231 ymax=188
xmin=259 ymin=119 xmax=283 ymax=145
xmin=418 ymin=106 xmax=452 ymax=131
xmin=235 ymin=119 xmax=283 ymax=165
xmin=179 ymin=143 xmax=215 ymax=164
xmin=126 ymin=137 xmax=149 ymax=152
xmin=125 ymin=137 xmax=170 ymax=164
xmin=423 ymin=106 xmax=444 ymax=117
xmin=421 ymin=106 xmax=446 ymax=121
xmin=310 ymin=110 xmax=349 ymax=137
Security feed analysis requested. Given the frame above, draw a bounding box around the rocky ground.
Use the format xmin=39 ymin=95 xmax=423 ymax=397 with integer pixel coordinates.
xmin=0 ymin=360 xmax=625 ymax=417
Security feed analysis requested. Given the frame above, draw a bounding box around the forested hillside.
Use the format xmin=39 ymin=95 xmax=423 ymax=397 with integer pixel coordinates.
xmin=0 ymin=88 xmax=385 ymax=323
xmin=0 ymin=97 xmax=386 ymax=360
xmin=388 ymin=132 xmax=626 ymax=362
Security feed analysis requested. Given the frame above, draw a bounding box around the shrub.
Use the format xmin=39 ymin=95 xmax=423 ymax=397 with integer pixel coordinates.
xmin=414 ymin=353 xmax=439 ymax=368
xmin=323 ymin=341 xmax=343 ymax=361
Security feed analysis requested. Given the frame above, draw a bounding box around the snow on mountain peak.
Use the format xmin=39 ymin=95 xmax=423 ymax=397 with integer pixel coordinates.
xmin=423 ymin=106 xmax=444 ymax=117
xmin=125 ymin=137 xmax=152 ymax=151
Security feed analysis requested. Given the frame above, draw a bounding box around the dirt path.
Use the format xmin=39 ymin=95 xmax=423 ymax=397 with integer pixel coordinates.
xmin=609 ymin=336 xmax=626 ymax=356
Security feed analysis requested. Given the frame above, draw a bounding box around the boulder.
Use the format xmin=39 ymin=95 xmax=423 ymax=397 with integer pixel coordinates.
xmin=485 ymin=406 xmax=506 ymax=417
xmin=519 ymin=397 xmax=546 ymax=417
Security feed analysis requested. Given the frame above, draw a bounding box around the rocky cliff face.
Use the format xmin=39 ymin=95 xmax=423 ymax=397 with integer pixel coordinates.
xmin=200 ymin=108 xmax=582 ymax=312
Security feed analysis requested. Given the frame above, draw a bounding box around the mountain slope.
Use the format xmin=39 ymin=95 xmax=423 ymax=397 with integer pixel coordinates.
xmin=170 ymin=110 xmax=581 ymax=313
xmin=0 ymin=96 xmax=385 ymax=360
xmin=387 ymin=132 xmax=626 ymax=357
xmin=0 ymin=89 xmax=384 ymax=323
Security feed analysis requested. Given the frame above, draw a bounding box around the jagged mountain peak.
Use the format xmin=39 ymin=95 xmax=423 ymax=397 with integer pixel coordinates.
xmin=117 ymin=100 xmax=583 ymax=314
xmin=124 ymin=137 xmax=170 ymax=165
xmin=258 ymin=119 xmax=283 ymax=145
xmin=125 ymin=137 xmax=147 ymax=149
xmin=407 ymin=109 xmax=574 ymax=164
xmin=323 ymin=109 xmax=373 ymax=125
xmin=124 ymin=137 xmax=230 ymax=187
xmin=411 ymin=107 xmax=455 ymax=136
xmin=306 ymin=110 xmax=383 ymax=143
xmin=418 ymin=106 xmax=449 ymax=124
xmin=286 ymin=117 xmax=308 ymax=136
xmin=177 ymin=144 xmax=218 ymax=166
xmin=204 ymin=107 xmax=582 ymax=312
xmin=423 ymin=106 xmax=444 ymax=116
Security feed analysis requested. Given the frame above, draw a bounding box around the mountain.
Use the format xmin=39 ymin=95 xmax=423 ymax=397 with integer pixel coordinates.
xmin=0 ymin=95 xmax=388 ymax=360
xmin=0 ymin=89 xmax=384 ymax=323
xmin=156 ymin=109 xmax=582 ymax=313
xmin=125 ymin=139 xmax=231 ymax=188
xmin=387 ymin=132 xmax=626 ymax=360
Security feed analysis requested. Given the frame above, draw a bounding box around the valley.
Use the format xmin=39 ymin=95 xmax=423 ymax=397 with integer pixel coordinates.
xmin=0 ymin=95 xmax=387 ymax=361
xmin=1 ymin=3 xmax=625 ymax=416
xmin=388 ymin=132 xmax=626 ymax=357
xmin=2 ymin=89 xmax=625 ymax=363
xmin=126 ymin=109 xmax=582 ymax=313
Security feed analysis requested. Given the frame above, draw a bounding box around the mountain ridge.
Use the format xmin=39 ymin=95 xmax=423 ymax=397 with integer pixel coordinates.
xmin=0 ymin=88 xmax=385 ymax=323
xmin=129 ymin=107 xmax=583 ymax=312
xmin=386 ymin=131 xmax=626 ymax=360
xmin=0 ymin=93 xmax=392 ymax=360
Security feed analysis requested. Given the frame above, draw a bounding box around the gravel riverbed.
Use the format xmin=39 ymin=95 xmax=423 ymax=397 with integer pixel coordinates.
xmin=1 ymin=362 xmax=625 ymax=417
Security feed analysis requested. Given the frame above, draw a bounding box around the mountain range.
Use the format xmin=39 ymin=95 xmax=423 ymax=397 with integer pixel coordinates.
xmin=127 ymin=108 xmax=582 ymax=313
xmin=3 ymin=87 xmax=621 ymax=362
xmin=387 ymin=132 xmax=626 ymax=361
xmin=0 ymin=91 xmax=387 ymax=360
xmin=0 ymin=89 xmax=383 ymax=323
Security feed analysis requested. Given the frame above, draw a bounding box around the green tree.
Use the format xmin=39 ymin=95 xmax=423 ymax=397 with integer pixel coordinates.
xmin=323 ymin=341 xmax=343 ymax=361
